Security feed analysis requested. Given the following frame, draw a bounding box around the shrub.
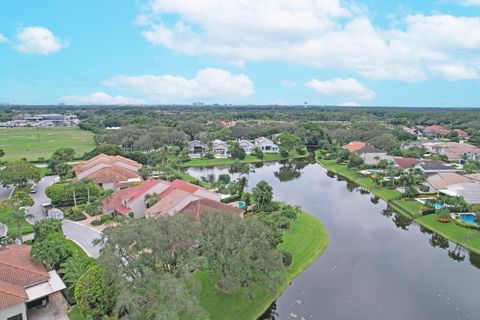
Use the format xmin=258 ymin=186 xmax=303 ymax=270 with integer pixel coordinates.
xmin=281 ymin=251 xmax=293 ymax=267
xmin=280 ymin=149 xmax=289 ymax=158
xmin=91 ymin=215 xmax=112 ymax=226
xmin=128 ymin=212 xmax=134 ymax=219
xmin=437 ymin=208 xmax=452 ymax=223
xmin=31 ymin=234 xmax=73 ymax=270
xmin=33 ymin=219 xmax=63 ymax=242
xmin=253 ymin=148 xmax=264 ymax=160
xmin=66 ymin=207 xmax=86 ymax=221
xmin=296 ymin=147 xmax=307 ymax=155
xmin=85 ymin=202 xmax=101 ymax=216
xmin=204 ymin=152 xmax=215 ymax=159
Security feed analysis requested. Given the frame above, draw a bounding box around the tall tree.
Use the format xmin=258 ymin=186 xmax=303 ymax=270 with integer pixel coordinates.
xmin=0 ymin=161 xmax=40 ymax=187
xmin=201 ymin=212 xmax=284 ymax=295
xmin=252 ymin=181 xmax=273 ymax=212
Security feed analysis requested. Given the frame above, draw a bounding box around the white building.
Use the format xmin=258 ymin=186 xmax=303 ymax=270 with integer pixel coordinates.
xmin=254 ymin=137 xmax=279 ymax=153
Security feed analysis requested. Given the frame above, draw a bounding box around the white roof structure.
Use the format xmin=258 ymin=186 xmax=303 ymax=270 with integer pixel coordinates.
xmin=441 ymin=183 xmax=480 ymax=204
xmin=25 ymin=271 xmax=66 ymax=302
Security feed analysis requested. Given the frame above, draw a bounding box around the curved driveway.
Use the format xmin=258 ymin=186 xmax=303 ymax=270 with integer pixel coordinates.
xmin=62 ymin=220 xmax=102 ymax=258
xmin=26 ymin=175 xmax=103 ymax=258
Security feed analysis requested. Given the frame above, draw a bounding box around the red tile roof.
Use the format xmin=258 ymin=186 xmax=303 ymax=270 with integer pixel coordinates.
xmin=84 ymin=166 xmax=140 ymax=185
xmin=179 ymin=198 xmax=243 ymax=218
xmin=104 ymin=179 xmax=168 ymax=215
xmin=343 ymin=141 xmax=366 ymax=153
xmin=0 ymin=245 xmax=49 ymax=309
xmin=393 ymin=157 xmax=421 ymax=169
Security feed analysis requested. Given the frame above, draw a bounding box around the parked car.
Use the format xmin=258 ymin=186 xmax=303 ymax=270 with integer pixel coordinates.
xmin=30 ymin=185 xmax=37 ymax=194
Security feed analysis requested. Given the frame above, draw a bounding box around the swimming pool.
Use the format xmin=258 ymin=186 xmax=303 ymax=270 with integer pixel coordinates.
xmin=416 ymin=198 xmax=444 ymax=209
xmin=236 ymin=201 xmax=246 ymax=209
xmin=460 ymin=214 xmax=477 ymax=225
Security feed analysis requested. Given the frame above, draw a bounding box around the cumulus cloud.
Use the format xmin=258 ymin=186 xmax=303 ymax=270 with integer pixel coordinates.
xmin=59 ymin=92 xmax=145 ymax=105
xmin=137 ymin=0 xmax=480 ymax=82
xmin=0 ymin=33 xmax=7 ymax=43
xmin=14 ymin=26 xmax=68 ymax=54
xmin=305 ymin=78 xmax=375 ymax=100
xmin=102 ymin=68 xmax=254 ymax=102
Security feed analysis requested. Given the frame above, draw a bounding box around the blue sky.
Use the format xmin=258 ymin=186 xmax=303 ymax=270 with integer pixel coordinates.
xmin=0 ymin=0 xmax=479 ymax=107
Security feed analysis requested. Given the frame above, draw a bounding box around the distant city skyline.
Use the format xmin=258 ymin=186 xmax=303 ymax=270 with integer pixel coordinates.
xmin=0 ymin=0 xmax=479 ymax=107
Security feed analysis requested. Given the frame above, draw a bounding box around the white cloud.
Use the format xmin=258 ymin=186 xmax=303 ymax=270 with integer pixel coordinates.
xmin=0 ymin=33 xmax=7 ymax=43
xmin=281 ymin=80 xmax=297 ymax=88
xmin=138 ymin=0 xmax=480 ymax=81
xmin=102 ymin=68 xmax=254 ymax=102
xmin=14 ymin=26 xmax=68 ymax=54
xmin=60 ymin=92 xmax=145 ymax=105
xmin=429 ymin=63 xmax=479 ymax=80
xmin=305 ymin=78 xmax=375 ymax=100
xmin=458 ymin=0 xmax=480 ymax=6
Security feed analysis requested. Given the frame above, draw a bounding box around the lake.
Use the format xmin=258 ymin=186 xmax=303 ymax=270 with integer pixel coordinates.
xmin=187 ymin=159 xmax=480 ymax=320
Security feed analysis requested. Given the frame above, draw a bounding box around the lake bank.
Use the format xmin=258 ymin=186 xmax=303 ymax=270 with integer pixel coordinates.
xmin=315 ymin=154 xmax=480 ymax=255
xmin=199 ymin=210 xmax=329 ymax=320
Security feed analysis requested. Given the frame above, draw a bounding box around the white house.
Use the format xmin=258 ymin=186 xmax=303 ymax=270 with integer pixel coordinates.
xmin=254 ymin=137 xmax=279 ymax=153
xmin=211 ymin=139 xmax=229 ymax=157
xmin=238 ymin=139 xmax=255 ymax=154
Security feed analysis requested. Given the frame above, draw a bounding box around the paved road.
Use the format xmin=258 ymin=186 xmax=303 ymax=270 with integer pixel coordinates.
xmin=0 ymin=185 xmax=12 ymax=201
xmin=26 ymin=175 xmax=103 ymax=258
xmin=27 ymin=175 xmax=59 ymax=222
xmin=62 ymin=220 xmax=102 ymax=258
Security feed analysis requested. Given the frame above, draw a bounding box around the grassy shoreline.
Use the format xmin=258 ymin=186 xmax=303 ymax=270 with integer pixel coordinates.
xmin=181 ymin=151 xmax=308 ymax=168
xmin=315 ymin=153 xmax=480 ymax=255
xmin=199 ymin=211 xmax=329 ymax=320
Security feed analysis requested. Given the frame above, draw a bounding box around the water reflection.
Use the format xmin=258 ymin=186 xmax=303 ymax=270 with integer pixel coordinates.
xmin=325 ymin=170 xmax=479 ymax=269
xmin=392 ymin=212 xmax=412 ymax=230
xmin=274 ymin=162 xmax=302 ymax=182
xmin=429 ymin=233 xmax=450 ymax=249
xmin=187 ymin=160 xmax=480 ymax=319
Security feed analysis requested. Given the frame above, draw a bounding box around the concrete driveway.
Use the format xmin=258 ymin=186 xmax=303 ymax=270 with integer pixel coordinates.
xmin=62 ymin=220 xmax=102 ymax=258
xmin=27 ymin=175 xmax=59 ymax=222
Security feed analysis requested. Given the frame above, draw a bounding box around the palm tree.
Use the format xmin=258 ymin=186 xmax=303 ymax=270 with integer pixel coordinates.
xmin=7 ymin=207 xmax=33 ymax=244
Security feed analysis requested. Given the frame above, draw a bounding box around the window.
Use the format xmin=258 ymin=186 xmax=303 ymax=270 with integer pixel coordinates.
xmin=7 ymin=314 xmax=23 ymax=320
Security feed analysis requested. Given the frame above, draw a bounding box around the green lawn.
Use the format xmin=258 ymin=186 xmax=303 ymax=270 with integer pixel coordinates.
xmin=199 ymin=211 xmax=329 ymax=320
xmin=416 ymin=215 xmax=480 ymax=255
xmin=0 ymin=127 xmax=95 ymax=162
xmin=318 ymin=158 xmax=400 ymax=200
xmin=182 ymin=151 xmax=308 ymax=168
xmin=0 ymin=209 xmax=34 ymax=237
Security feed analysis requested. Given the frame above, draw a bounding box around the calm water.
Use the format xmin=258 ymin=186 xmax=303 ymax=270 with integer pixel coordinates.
xmin=187 ymin=159 xmax=480 ymax=320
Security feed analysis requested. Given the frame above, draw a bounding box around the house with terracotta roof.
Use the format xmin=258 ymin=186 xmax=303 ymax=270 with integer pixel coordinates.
xmin=220 ymin=121 xmax=237 ymax=128
xmin=104 ymin=178 xmax=242 ymax=219
xmin=430 ymin=142 xmax=480 ymax=162
xmin=0 ymin=245 xmax=66 ymax=320
xmin=343 ymin=141 xmax=366 ymax=153
xmin=73 ymin=154 xmax=142 ymax=191
xmin=393 ymin=157 xmax=421 ymax=169
xmin=103 ymin=178 xmax=172 ymax=218
xmin=453 ymin=129 xmax=470 ymax=140
xmin=423 ymin=125 xmax=450 ymax=137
